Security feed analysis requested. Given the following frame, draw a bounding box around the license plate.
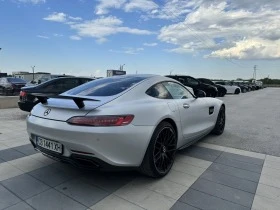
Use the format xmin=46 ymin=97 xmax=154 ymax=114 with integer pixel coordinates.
xmin=36 ymin=137 xmax=62 ymax=154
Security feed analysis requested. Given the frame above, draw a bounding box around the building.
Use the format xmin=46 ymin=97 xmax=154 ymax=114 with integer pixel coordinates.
xmin=12 ymin=71 xmax=50 ymax=82
xmin=107 ymin=70 xmax=126 ymax=77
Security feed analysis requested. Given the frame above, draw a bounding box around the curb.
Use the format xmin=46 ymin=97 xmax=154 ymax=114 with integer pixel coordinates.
xmin=0 ymin=96 xmax=19 ymax=109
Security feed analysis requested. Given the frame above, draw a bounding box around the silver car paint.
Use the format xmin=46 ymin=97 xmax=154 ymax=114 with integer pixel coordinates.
xmin=27 ymin=75 xmax=224 ymax=167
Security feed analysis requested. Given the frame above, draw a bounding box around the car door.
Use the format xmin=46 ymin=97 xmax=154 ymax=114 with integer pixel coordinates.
xmin=224 ymin=82 xmax=235 ymax=93
xmin=163 ymin=82 xmax=210 ymax=146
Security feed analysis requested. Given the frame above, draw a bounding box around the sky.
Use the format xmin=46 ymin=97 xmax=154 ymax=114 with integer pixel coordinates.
xmin=0 ymin=0 xmax=279 ymax=79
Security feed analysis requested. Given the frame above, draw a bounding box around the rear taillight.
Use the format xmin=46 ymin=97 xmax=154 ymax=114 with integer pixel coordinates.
xmin=67 ymin=115 xmax=134 ymax=126
xmin=20 ymin=91 xmax=27 ymax=97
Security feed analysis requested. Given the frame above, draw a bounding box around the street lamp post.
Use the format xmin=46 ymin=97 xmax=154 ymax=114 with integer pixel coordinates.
xmin=31 ymin=66 xmax=35 ymax=82
xmin=121 ymin=64 xmax=125 ymax=71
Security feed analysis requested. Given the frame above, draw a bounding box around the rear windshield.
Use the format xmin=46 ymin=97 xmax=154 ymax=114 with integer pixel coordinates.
xmin=7 ymin=78 xmax=26 ymax=83
xmin=67 ymin=76 xmax=147 ymax=96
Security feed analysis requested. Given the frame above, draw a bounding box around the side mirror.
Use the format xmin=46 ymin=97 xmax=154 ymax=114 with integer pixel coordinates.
xmin=195 ymin=90 xmax=206 ymax=98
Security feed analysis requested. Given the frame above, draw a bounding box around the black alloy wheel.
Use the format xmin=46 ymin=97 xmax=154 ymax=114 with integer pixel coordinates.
xmin=140 ymin=121 xmax=177 ymax=177
xmin=153 ymin=127 xmax=177 ymax=174
xmin=212 ymin=106 xmax=226 ymax=135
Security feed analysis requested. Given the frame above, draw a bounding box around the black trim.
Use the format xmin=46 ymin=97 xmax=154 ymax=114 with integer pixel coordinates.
xmin=30 ymin=139 xmax=137 ymax=171
xmin=31 ymin=94 xmax=100 ymax=109
xmin=209 ymin=106 xmax=215 ymax=115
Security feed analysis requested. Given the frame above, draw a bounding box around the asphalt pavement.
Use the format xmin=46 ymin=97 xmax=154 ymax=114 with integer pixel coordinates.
xmin=203 ymin=88 xmax=280 ymax=156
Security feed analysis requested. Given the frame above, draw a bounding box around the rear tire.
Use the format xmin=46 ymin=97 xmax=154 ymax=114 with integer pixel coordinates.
xmin=221 ymin=91 xmax=226 ymax=97
xmin=234 ymin=89 xmax=240 ymax=94
xmin=211 ymin=106 xmax=226 ymax=135
xmin=140 ymin=121 xmax=177 ymax=178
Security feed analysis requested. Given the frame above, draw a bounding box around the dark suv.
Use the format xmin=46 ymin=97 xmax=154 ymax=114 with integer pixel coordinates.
xmin=232 ymin=81 xmax=249 ymax=92
xmin=166 ymin=75 xmax=218 ymax=97
xmin=0 ymin=77 xmax=26 ymax=95
xmin=197 ymin=78 xmax=227 ymax=97
xmin=18 ymin=77 xmax=94 ymax=112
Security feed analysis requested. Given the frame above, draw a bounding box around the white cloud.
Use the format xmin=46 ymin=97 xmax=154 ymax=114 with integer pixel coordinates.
xmin=43 ymin=12 xmax=67 ymax=22
xmin=70 ymin=16 xmax=153 ymax=41
xmin=43 ymin=13 xmax=82 ymax=23
xmin=37 ymin=35 xmax=49 ymax=39
xmin=143 ymin=42 xmax=157 ymax=46
xmin=124 ymin=0 xmax=158 ymax=12
xmin=158 ymin=1 xmax=280 ymax=59
xmin=209 ymin=39 xmax=280 ymax=60
xmin=68 ymin=16 xmax=82 ymax=21
xmin=110 ymin=47 xmax=144 ymax=54
xmin=95 ymin=0 xmax=158 ymax=15
xmin=16 ymin=0 xmax=46 ymax=4
xmin=44 ymin=13 xmax=153 ymax=42
xmin=53 ymin=33 xmax=63 ymax=37
xmin=70 ymin=35 xmax=81 ymax=40
xmin=95 ymin=0 xmax=126 ymax=15
xmin=146 ymin=0 xmax=201 ymax=20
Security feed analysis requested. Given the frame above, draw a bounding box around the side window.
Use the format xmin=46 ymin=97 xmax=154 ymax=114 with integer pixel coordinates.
xmin=146 ymin=83 xmax=172 ymax=99
xmin=44 ymin=81 xmax=57 ymax=91
xmin=163 ymin=82 xmax=193 ymax=99
xmin=187 ymin=78 xmax=199 ymax=86
xmin=177 ymin=77 xmax=187 ymax=85
xmin=61 ymin=79 xmax=80 ymax=90
xmin=80 ymin=78 xmax=92 ymax=84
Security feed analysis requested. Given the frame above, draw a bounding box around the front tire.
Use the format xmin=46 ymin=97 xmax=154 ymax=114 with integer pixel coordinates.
xmin=140 ymin=121 xmax=177 ymax=178
xmin=211 ymin=106 xmax=226 ymax=135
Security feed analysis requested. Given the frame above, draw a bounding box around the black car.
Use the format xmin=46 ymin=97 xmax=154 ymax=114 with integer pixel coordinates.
xmin=231 ymin=81 xmax=249 ymax=93
xmin=197 ymin=78 xmax=227 ymax=97
xmin=166 ymin=75 xmax=218 ymax=97
xmin=18 ymin=77 xmax=94 ymax=112
xmin=0 ymin=77 xmax=26 ymax=95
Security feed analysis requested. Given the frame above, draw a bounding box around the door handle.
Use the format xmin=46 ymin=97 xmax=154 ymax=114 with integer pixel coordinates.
xmin=183 ymin=104 xmax=190 ymax=109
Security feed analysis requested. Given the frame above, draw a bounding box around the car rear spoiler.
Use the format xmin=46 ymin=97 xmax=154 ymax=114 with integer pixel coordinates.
xmin=32 ymin=94 xmax=100 ymax=109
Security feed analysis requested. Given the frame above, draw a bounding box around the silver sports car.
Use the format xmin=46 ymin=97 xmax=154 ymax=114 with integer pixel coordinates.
xmin=27 ymin=75 xmax=225 ymax=177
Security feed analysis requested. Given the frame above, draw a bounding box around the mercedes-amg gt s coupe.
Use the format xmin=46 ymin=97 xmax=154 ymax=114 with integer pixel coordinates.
xmin=27 ymin=75 xmax=225 ymax=177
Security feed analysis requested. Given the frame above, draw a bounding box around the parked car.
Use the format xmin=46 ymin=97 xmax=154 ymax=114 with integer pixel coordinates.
xmin=244 ymin=81 xmax=258 ymax=90
xmin=166 ymin=75 xmax=218 ymax=97
xmin=214 ymin=81 xmax=241 ymax=94
xmin=232 ymin=81 xmax=250 ymax=92
xmin=18 ymin=77 xmax=94 ymax=112
xmin=255 ymin=81 xmax=263 ymax=89
xmin=0 ymin=77 xmax=26 ymax=95
xmin=25 ymin=74 xmax=74 ymax=87
xmin=27 ymin=75 xmax=225 ymax=177
xmin=197 ymin=78 xmax=227 ymax=97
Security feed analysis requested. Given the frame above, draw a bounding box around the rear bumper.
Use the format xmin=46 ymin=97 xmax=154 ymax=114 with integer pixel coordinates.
xmin=30 ymin=140 xmax=135 ymax=170
xmin=18 ymin=101 xmax=35 ymax=112
xmin=26 ymin=115 xmax=155 ymax=167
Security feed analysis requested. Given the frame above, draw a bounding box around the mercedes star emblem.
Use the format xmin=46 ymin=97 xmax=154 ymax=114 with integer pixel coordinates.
xmin=44 ymin=108 xmax=51 ymax=116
